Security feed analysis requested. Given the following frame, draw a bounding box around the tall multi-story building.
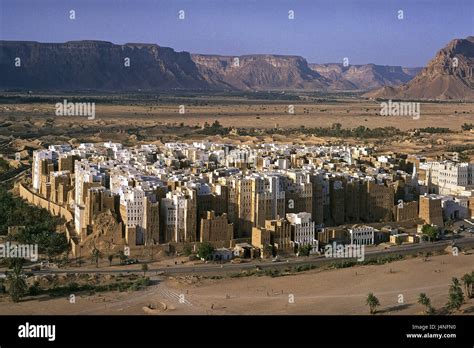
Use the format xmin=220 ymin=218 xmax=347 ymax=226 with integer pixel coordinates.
xmin=467 ymin=197 xmax=474 ymax=219
xmin=81 ymin=186 xmax=121 ymax=241
xmin=251 ymin=174 xmax=285 ymax=229
xmin=421 ymin=162 xmax=474 ymax=195
xmin=49 ymin=171 xmax=72 ymax=205
xmin=265 ymin=219 xmax=292 ymax=254
xmin=286 ymin=212 xmax=318 ymax=254
xmin=192 ymin=183 xmax=214 ymax=241
xmin=330 ymin=178 xmax=345 ymax=225
xmin=251 ymin=226 xmax=271 ymax=257
xmin=74 ymin=160 xmax=107 ymax=235
xmin=344 ymin=178 xmax=361 ymax=223
xmin=419 ymin=194 xmax=444 ymax=228
xmin=284 ymin=172 xmax=312 ymax=216
xmin=200 ymin=211 xmax=233 ymax=244
xmin=26 ymin=142 xmax=473 ymax=259
xmin=309 ymin=174 xmax=324 ymax=225
xmin=160 ymin=187 xmax=197 ymax=243
xmin=394 ymin=201 xmax=419 ymax=221
xmin=228 ymin=177 xmax=253 ymax=238
xmin=120 ymin=187 xmax=145 ymax=245
xmin=364 ymin=180 xmax=395 ymax=222
xmin=143 ymin=196 xmax=160 ymax=245
xmin=58 ymin=153 xmax=80 ymax=173
xmin=32 ymin=149 xmax=56 ymax=192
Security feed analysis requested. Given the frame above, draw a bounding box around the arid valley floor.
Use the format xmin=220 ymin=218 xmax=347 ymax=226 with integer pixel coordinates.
xmin=0 ymin=251 xmax=473 ymax=315
xmin=1 ymin=94 xmax=473 ymax=161
xmin=1 ymin=93 xmax=473 ymax=315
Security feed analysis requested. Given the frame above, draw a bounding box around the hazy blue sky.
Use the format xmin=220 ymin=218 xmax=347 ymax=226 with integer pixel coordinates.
xmin=0 ymin=0 xmax=472 ymax=67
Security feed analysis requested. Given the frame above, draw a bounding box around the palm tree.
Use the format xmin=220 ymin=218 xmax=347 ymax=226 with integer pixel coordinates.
xmin=446 ymin=277 xmax=464 ymax=313
xmin=417 ymin=293 xmax=434 ymax=314
xmin=6 ymin=263 xmax=28 ymax=302
xmin=108 ymin=254 xmax=114 ymax=267
xmin=461 ymin=272 xmax=473 ymax=299
xmin=118 ymin=250 xmax=127 ymax=265
xmin=91 ymin=247 xmax=101 ymax=268
xmin=141 ymin=263 xmax=149 ymax=277
xmin=366 ymin=293 xmax=380 ymax=314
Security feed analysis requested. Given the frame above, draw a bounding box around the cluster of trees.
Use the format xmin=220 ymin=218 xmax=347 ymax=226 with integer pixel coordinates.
xmin=418 ymin=127 xmax=452 ymax=134
xmin=446 ymin=277 xmax=465 ymax=313
xmin=0 ymin=257 xmax=153 ymax=302
xmin=365 ymin=273 xmax=474 ymax=315
xmin=197 ymin=242 xmax=215 ymax=261
xmin=417 ymin=293 xmax=435 ymax=314
xmin=447 ymin=144 xmax=474 ymax=153
xmin=0 ymin=187 xmax=61 ymax=235
xmin=461 ymin=123 xmax=474 ymax=131
xmin=297 ymin=244 xmax=313 ymax=257
xmin=197 ymin=120 xmax=230 ymax=135
xmin=446 ymin=144 xmax=474 ymax=162
xmin=10 ymin=227 xmax=70 ymax=262
xmin=0 ymin=158 xmax=9 ymax=174
xmin=269 ymin=123 xmax=405 ymax=139
xmin=0 ymin=187 xmax=69 ymax=262
xmin=421 ymin=224 xmax=439 ymax=242
xmin=1 ymin=258 xmax=28 ymax=303
xmin=196 ymin=121 xmax=407 ymax=139
xmin=92 ymin=249 xmax=129 ymax=267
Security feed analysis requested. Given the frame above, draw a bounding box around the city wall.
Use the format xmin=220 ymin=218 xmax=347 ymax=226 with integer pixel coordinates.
xmin=18 ymin=183 xmax=74 ymax=222
xmin=18 ymin=183 xmax=81 ymax=256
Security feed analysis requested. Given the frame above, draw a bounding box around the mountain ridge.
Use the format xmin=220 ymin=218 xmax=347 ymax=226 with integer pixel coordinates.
xmin=309 ymin=63 xmax=422 ymax=90
xmin=1 ymin=39 xmax=467 ymax=98
xmin=364 ymin=36 xmax=474 ymax=100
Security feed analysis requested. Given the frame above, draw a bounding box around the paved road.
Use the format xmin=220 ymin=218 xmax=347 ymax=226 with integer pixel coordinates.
xmin=0 ymin=166 xmax=30 ymax=183
xmin=15 ymin=235 xmax=474 ymax=277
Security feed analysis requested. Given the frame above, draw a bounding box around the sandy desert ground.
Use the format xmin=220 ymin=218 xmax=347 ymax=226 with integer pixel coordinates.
xmin=2 ymin=99 xmax=473 ymax=130
xmin=1 ymin=252 xmax=472 ymax=315
xmin=2 ymin=99 xmax=474 ymax=162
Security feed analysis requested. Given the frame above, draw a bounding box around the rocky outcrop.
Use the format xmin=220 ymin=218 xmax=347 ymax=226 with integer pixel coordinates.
xmin=192 ymin=54 xmax=331 ymax=90
xmin=364 ymin=36 xmax=474 ymax=100
xmin=309 ymin=63 xmax=421 ymax=90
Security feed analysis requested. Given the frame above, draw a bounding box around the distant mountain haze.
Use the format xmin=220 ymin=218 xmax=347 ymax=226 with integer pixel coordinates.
xmin=309 ymin=63 xmax=421 ymax=90
xmin=1 ymin=38 xmax=472 ymax=100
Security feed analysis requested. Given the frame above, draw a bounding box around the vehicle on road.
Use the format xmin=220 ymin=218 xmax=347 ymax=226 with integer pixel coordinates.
xmin=123 ymin=258 xmax=139 ymax=265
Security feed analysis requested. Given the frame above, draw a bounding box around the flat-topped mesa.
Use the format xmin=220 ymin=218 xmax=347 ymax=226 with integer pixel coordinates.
xmin=63 ymin=40 xmax=115 ymax=47
xmin=124 ymin=42 xmax=160 ymax=48
xmin=192 ymin=53 xmax=330 ymax=91
xmin=193 ymin=53 xmax=306 ymax=65
xmin=0 ymin=37 xmax=468 ymax=97
xmin=0 ymin=40 xmax=209 ymax=91
xmin=309 ymin=63 xmax=422 ymax=90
